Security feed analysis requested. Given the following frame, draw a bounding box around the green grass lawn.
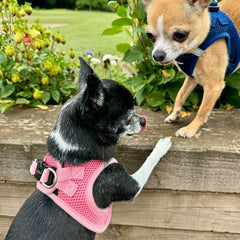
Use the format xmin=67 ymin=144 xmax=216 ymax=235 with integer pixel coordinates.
xmin=27 ymin=9 xmax=129 ymax=55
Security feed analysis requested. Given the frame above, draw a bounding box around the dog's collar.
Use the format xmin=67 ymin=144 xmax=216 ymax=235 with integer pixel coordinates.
xmin=30 ymin=154 xmax=117 ymax=233
xmin=176 ymin=1 xmax=240 ymax=78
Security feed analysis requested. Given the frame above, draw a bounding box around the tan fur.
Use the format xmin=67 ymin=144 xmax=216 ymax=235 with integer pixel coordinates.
xmin=219 ymin=0 xmax=240 ymax=35
xmin=144 ymin=0 xmax=239 ymax=137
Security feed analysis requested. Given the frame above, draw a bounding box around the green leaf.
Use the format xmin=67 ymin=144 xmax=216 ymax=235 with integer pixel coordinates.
xmin=117 ymin=6 xmax=127 ymax=18
xmin=17 ymin=65 xmax=32 ymax=72
xmin=0 ymin=51 xmax=7 ymax=65
xmin=161 ymin=68 xmax=176 ymax=84
xmin=126 ymin=76 xmax=145 ymax=87
xmin=2 ymin=58 xmax=13 ymax=71
xmin=135 ymin=90 xmax=145 ymax=105
xmin=226 ymin=73 xmax=240 ymax=90
xmin=112 ymin=18 xmax=132 ymax=27
xmin=15 ymin=98 xmax=30 ymax=105
xmin=134 ymin=82 xmax=146 ymax=92
xmin=0 ymin=101 xmax=15 ymax=113
xmin=188 ymin=92 xmax=199 ymax=105
xmin=116 ymin=43 xmax=130 ymax=53
xmin=42 ymin=92 xmax=51 ymax=105
xmin=30 ymin=99 xmax=42 ymax=107
xmin=0 ymin=84 xmax=15 ymax=98
xmin=123 ymin=45 xmax=144 ymax=63
xmin=61 ymin=82 xmax=77 ymax=89
xmin=146 ymin=92 xmax=165 ymax=107
xmin=148 ymin=74 xmax=156 ymax=83
xmin=16 ymin=91 xmax=32 ymax=98
xmin=51 ymin=90 xmax=60 ymax=103
xmin=135 ymin=85 xmax=151 ymax=106
xmin=60 ymin=82 xmax=77 ymax=95
xmin=102 ymin=27 xmax=123 ymax=36
xmin=132 ymin=26 xmax=146 ymax=33
xmin=167 ymin=84 xmax=181 ymax=101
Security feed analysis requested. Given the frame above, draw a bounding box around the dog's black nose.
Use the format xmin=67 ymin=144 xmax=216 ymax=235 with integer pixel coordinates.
xmin=153 ymin=50 xmax=166 ymax=62
xmin=140 ymin=116 xmax=147 ymax=132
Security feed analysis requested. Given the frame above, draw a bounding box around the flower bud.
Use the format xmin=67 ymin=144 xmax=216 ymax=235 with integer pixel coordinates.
xmin=0 ymin=70 xmax=3 ymax=79
xmin=3 ymin=0 xmax=9 ymax=7
xmin=14 ymin=32 xmax=23 ymax=43
xmin=9 ymin=4 xmax=18 ymax=16
xmin=33 ymin=89 xmax=43 ymax=100
xmin=19 ymin=7 xmax=26 ymax=17
xmin=29 ymin=29 xmax=40 ymax=39
xmin=41 ymin=76 xmax=49 ymax=86
xmin=11 ymin=72 xmax=20 ymax=83
xmin=24 ymin=3 xmax=32 ymax=15
xmin=5 ymin=46 xmax=15 ymax=56
xmin=43 ymin=61 xmax=53 ymax=71
xmin=69 ymin=51 xmax=75 ymax=59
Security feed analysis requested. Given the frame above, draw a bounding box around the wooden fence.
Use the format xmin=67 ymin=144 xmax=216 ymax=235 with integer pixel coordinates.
xmin=1 ymin=106 xmax=240 ymax=239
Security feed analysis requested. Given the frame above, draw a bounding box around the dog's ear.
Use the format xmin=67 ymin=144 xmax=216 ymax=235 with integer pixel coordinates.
xmin=78 ymin=57 xmax=105 ymax=114
xmin=187 ymin=0 xmax=210 ymax=11
xmin=142 ymin=0 xmax=152 ymax=11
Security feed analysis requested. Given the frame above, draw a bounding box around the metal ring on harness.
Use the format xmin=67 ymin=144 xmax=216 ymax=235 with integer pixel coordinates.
xmin=41 ymin=167 xmax=58 ymax=189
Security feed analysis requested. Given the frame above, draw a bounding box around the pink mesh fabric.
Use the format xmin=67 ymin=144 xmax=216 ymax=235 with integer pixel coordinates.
xmin=34 ymin=154 xmax=116 ymax=233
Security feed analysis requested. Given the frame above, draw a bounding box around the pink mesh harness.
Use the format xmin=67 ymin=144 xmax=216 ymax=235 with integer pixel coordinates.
xmin=30 ymin=154 xmax=117 ymax=233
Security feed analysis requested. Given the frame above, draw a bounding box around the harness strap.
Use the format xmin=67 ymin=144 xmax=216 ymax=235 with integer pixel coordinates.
xmin=30 ymin=156 xmax=117 ymax=233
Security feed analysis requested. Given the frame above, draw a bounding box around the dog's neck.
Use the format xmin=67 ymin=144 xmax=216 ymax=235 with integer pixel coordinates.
xmin=220 ymin=0 xmax=240 ymax=35
xmin=47 ymin=127 xmax=117 ymax=165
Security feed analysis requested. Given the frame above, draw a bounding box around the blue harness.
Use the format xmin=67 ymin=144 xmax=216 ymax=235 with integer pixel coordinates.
xmin=176 ymin=1 xmax=240 ymax=78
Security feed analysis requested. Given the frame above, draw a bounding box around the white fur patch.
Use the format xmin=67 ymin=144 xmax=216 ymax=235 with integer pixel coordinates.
xmin=50 ymin=128 xmax=79 ymax=152
xmin=152 ymin=15 xmax=183 ymax=64
xmin=157 ymin=15 xmax=164 ymax=42
xmin=96 ymin=90 xmax=104 ymax=106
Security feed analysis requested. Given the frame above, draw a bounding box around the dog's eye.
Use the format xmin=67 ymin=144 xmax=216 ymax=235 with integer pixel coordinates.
xmin=125 ymin=117 xmax=132 ymax=126
xmin=146 ymin=32 xmax=156 ymax=43
xmin=172 ymin=31 xmax=189 ymax=43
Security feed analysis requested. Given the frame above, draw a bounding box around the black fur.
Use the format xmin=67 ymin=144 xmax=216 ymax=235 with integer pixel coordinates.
xmin=6 ymin=57 xmax=146 ymax=240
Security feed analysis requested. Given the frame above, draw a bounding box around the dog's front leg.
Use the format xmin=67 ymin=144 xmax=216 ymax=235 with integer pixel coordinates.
xmin=93 ymin=138 xmax=171 ymax=208
xmin=131 ymin=137 xmax=171 ymax=198
xmin=176 ymin=81 xmax=225 ymax=137
xmin=165 ymin=76 xmax=197 ymax=123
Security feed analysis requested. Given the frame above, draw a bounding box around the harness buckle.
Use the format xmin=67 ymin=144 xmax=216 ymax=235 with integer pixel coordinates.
xmin=32 ymin=159 xmax=58 ymax=189
xmin=209 ymin=2 xmax=219 ymax=12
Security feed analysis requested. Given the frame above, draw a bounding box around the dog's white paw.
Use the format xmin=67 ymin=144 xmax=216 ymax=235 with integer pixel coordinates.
xmin=154 ymin=137 xmax=172 ymax=153
xmin=150 ymin=137 xmax=172 ymax=161
xmin=164 ymin=112 xmax=179 ymax=123
xmin=131 ymin=137 xmax=172 ymax=199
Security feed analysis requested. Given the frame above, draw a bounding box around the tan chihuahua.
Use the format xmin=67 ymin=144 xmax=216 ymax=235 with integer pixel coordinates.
xmin=143 ymin=0 xmax=240 ymax=137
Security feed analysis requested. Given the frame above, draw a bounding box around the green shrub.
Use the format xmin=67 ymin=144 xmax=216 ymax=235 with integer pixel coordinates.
xmin=0 ymin=0 xmax=78 ymax=113
xmin=103 ymin=0 xmax=240 ymax=112
xmin=75 ymin=0 xmax=109 ymax=11
xmin=18 ymin=0 xmax=76 ymax=9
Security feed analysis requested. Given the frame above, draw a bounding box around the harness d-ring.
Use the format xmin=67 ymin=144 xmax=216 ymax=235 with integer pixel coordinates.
xmin=41 ymin=167 xmax=58 ymax=189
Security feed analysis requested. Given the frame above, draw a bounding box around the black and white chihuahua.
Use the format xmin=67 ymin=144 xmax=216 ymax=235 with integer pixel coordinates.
xmin=5 ymin=57 xmax=171 ymax=240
